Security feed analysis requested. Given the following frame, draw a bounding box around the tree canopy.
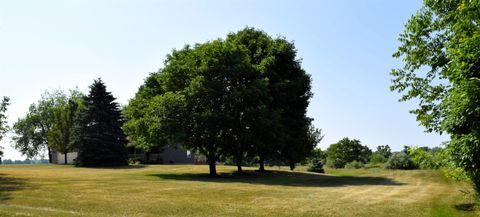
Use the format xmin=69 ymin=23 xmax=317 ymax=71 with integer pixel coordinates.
xmin=12 ymin=90 xmax=70 ymax=161
xmin=326 ymin=138 xmax=371 ymax=168
xmin=391 ymin=0 xmax=480 ymax=199
xmin=48 ymin=91 xmax=83 ymax=164
xmin=124 ymin=27 xmax=316 ymax=175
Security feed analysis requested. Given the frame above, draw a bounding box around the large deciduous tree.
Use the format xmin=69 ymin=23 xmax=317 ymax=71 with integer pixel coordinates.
xmin=72 ymin=79 xmax=128 ymax=166
xmin=12 ymin=90 xmax=68 ymax=162
xmin=124 ymin=27 xmax=315 ymax=175
xmin=226 ymin=28 xmax=314 ymax=171
xmin=390 ymin=0 xmax=480 ymax=199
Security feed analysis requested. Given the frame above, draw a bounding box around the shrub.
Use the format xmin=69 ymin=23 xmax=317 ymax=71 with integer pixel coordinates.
xmin=370 ymin=152 xmax=388 ymax=164
xmin=407 ymin=146 xmax=445 ymax=169
xmin=325 ymin=158 xmax=344 ymax=169
xmin=345 ymin=160 xmax=364 ymax=169
xmin=307 ymin=158 xmax=325 ymax=173
xmin=385 ymin=153 xmax=416 ymax=170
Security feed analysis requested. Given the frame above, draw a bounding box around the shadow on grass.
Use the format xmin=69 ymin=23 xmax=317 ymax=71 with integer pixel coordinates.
xmin=79 ymin=164 xmax=147 ymax=169
xmin=0 ymin=173 xmax=26 ymax=201
xmin=149 ymin=170 xmax=405 ymax=187
xmin=454 ymin=203 xmax=477 ymax=212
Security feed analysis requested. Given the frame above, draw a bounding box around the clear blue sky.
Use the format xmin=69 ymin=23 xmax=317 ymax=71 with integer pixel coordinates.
xmin=0 ymin=0 xmax=447 ymax=160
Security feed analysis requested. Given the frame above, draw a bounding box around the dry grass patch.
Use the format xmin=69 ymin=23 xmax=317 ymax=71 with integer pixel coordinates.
xmin=0 ymin=164 xmax=477 ymax=217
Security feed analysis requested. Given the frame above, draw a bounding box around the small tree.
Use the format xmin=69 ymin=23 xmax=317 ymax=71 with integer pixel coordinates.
xmin=48 ymin=93 xmax=82 ymax=164
xmin=0 ymin=96 xmax=10 ymax=142
xmin=72 ymin=79 xmax=128 ymax=166
xmin=326 ymin=138 xmax=371 ymax=168
xmin=0 ymin=97 xmax=8 ymax=163
xmin=370 ymin=145 xmax=392 ymax=164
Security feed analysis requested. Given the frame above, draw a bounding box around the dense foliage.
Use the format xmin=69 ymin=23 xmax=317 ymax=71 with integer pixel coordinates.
xmin=12 ymin=90 xmax=77 ymax=162
xmin=391 ymin=0 xmax=480 ymax=198
xmin=325 ymin=138 xmax=371 ymax=168
xmin=370 ymin=145 xmax=392 ymax=164
xmin=308 ymin=157 xmax=325 ymax=173
xmin=307 ymin=147 xmax=326 ymax=173
xmin=406 ymin=146 xmax=445 ymax=169
xmin=48 ymin=91 xmax=83 ymax=164
xmin=124 ymin=28 xmax=316 ymax=175
xmin=385 ymin=152 xmax=416 ymax=170
xmin=72 ymin=79 xmax=128 ymax=166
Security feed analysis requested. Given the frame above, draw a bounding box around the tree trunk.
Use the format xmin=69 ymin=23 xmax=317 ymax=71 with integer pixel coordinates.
xmin=64 ymin=153 xmax=68 ymax=165
xmin=48 ymin=147 xmax=52 ymax=164
xmin=146 ymin=152 xmax=150 ymax=164
xmin=289 ymin=161 xmax=295 ymax=171
xmin=208 ymin=155 xmax=217 ymax=176
xmin=259 ymin=155 xmax=265 ymax=172
xmin=236 ymin=153 xmax=243 ymax=173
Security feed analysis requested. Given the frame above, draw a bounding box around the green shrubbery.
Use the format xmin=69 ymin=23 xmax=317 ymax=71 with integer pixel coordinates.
xmin=317 ymin=140 xmax=452 ymax=172
xmin=407 ymin=146 xmax=445 ymax=169
xmin=369 ymin=153 xmax=387 ymax=164
xmin=307 ymin=158 xmax=325 ymax=173
xmin=385 ymin=153 xmax=416 ymax=170
xmin=345 ymin=161 xmax=364 ymax=169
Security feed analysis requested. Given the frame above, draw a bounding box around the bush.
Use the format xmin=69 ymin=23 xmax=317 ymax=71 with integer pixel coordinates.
xmin=325 ymin=158 xmax=344 ymax=169
xmin=385 ymin=153 xmax=416 ymax=170
xmin=345 ymin=160 xmax=364 ymax=169
xmin=370 ymin=152 xmax=388 ymax=164
xmin=407 ymin=146 xmax=445 ymax=169
xmin=307 ymin=158 xmax=325 ymax=173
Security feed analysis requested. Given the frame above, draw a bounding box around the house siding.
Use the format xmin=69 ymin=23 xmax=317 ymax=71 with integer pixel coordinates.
xmin=51 ymin=146 xmax=197 ymax=165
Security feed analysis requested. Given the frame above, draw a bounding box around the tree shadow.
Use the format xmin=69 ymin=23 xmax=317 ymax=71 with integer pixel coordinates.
xmin=148 ymin=170 xmax=405 ymax=187
xmin=78 ymin=164 xmax=147 ymax=169
xmin=454 ymin=203 xmax=477 ymax=212
xmin=0 ymin=173 xmax=27 ymax=201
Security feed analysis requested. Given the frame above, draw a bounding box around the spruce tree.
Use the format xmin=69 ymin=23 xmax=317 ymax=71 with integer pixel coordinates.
xmin=72 ymin=78 xmax=128 ymax=166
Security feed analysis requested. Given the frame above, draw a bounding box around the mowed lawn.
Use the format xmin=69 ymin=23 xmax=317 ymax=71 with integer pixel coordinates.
xmin=0 ymin=165 xmax=478 ymax=217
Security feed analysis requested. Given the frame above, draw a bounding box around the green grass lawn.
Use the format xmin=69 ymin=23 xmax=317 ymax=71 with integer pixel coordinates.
xmin=0 ymin=164 xmax=478 ymax=217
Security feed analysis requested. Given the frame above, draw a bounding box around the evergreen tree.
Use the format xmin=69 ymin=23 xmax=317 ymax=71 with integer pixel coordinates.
xmin=72 ymin=79 xmax=128 ymax=166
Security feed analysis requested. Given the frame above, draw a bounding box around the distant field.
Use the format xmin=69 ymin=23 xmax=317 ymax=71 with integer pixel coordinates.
xmin=0 ymin=164 xmax=477 ymax=217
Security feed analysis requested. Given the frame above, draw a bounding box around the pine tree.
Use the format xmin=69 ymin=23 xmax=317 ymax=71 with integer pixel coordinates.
xmin=72 ymin=78 xmax=128 ymax=166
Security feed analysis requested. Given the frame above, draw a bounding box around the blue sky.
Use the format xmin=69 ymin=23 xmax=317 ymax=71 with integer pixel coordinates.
xmin=0 ymin=0 xmax=447 ymax=160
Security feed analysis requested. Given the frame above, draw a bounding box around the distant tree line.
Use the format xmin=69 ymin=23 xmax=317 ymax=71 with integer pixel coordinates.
xmin=1 ymin=159 xmax=49 ymax=165
xmin=307 ymin=137 xmax=449 ymax=172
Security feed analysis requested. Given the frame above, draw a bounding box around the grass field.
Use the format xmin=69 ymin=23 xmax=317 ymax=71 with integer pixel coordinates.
xmin=0 ymin=164 xmax=478 ymax=217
